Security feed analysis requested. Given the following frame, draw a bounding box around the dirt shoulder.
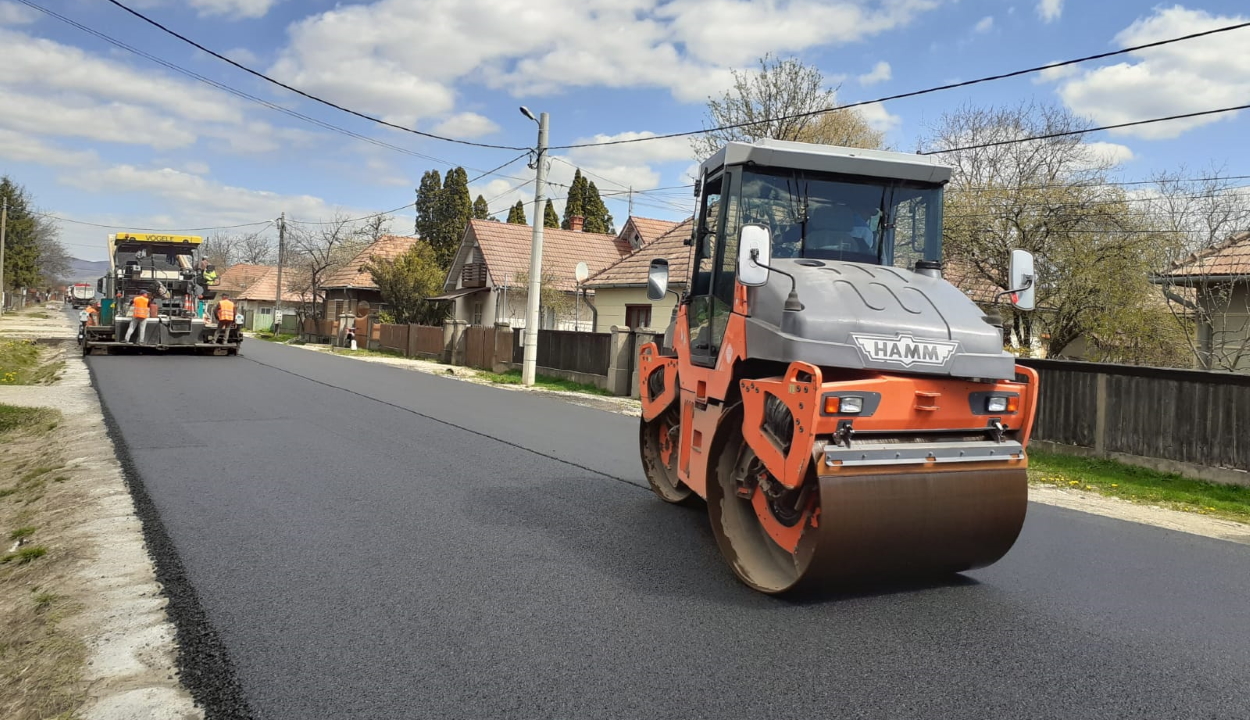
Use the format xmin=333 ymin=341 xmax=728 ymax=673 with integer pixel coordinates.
xmin=265 ymin=336 xmax=1250 ymax=546
xmin=0 ymin=307 xmax=200 ymax=720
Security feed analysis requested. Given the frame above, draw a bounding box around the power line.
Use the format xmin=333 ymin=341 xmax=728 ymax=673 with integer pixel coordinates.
xmin=549 ymin=20 xmax=1250 ymax=150
xmin=925 ymin=103 xmax=1250 ymax=155
xmin=102 ymin=0 xmax=526 ymax=152
xmin=467 ymin=153 xmax=532 ymax=184
xmin=34 ymin=212 xmax=273 ymax=232
xmin=286 ymin=203 xmax=418 ymax=226
xmin=15 ymin=0 xmax=522 ymax=175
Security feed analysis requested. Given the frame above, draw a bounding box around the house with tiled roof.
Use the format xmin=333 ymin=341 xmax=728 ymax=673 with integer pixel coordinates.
xmin=584 ymin=218 xmax=693 ymax=331
xmin=617 ymin=216 xmax=684 ymax=252
xmin=321 ymin=235 xmax=419 ymax=321
xmin=439 ymin=219 xmax=632 ymax=330
xmin=1159 ymin=231 xmax=1250 ymax=371
xmin=233 ymin=266 xmax=308 ymax=331
xmin=212 ymin=264 xmax=271 ymax=297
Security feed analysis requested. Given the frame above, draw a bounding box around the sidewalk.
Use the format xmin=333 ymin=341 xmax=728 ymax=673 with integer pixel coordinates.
xmin=0 ymin=307 xmax=202 ymax=720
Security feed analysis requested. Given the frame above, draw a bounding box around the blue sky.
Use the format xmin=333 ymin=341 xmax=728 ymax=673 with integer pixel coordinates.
xmin=1 ymin=0 xmax=1247 ymax=261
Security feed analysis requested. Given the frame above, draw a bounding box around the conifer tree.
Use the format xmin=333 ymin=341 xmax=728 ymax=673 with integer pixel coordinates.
xmin=582 ymin=181 xmax=614 ymax=235
xmin=506 ymin=200 xmax=527 ymax=225
xmin=414 ymin=170 xmax=443 ymax=240
xmin=544 ymin=199 xmax=560 ymax=229
xmin=472 ymin=194 xmax=491 ymax=220
xmin=434 ymin=167 xmax=473 ymax=267
xmin=561 ymin=169 xmax=587 ymax=230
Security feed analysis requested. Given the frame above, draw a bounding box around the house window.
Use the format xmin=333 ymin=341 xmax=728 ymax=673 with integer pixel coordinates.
xmin=334 ymin=299 xmax=344 ymax=318
xmin=625 ymin=304 xmax=652 ymax=329
xmin=472 ymin=301 xmax=483 ymax=325
xmin=258 ymin=307 xmax=273 ymax=316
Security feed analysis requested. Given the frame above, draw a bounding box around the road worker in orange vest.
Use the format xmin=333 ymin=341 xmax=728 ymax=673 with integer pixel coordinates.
xmin=213 ymin=293 xmax=236 ymax=344
xmin=124 ymin=291 xmax=153 ymax=344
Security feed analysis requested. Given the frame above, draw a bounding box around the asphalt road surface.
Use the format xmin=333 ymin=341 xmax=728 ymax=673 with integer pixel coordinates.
xmin=88 ymin=341 xmax=1250 ymax=720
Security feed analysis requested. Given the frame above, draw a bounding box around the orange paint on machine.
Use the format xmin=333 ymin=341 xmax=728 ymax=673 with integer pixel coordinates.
xmin=636 ymin=139 xmax=1039 ymax=594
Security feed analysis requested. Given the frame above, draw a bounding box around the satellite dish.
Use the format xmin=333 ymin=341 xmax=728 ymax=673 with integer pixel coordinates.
xmin=574 ymin=261 xmax=589 ymax=284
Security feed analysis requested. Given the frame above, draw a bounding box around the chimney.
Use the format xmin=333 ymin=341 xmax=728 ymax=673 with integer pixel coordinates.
xmin=570 ymin=215 xmax=585 ymax=232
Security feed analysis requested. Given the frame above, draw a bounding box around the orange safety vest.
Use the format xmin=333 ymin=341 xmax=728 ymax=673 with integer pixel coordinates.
xmin=217 ymin=299 xmax=235 ymax=321
xmin=133 ymin=295 xmax=151 ymax=319
xmin=85 ymin=306 xmax=98 ymax=326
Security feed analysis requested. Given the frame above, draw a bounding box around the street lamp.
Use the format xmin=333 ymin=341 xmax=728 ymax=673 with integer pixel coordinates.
xmin=520 ymin=106 xmax=549 ymax=387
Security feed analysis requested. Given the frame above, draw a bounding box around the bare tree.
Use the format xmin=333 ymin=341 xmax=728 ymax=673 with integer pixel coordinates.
xmin=361 ymin=214 xmax=393 ymax=244
xmin=32 ymin=215 xmax=71 ymax=284
xmin=1150 ymin=168 xmax=1250 ymax=370
xmin=927 ymin=101 xmax=1187 ymax=362
xmin=201 ymin=230 xmax=274 ymax=267
xmin=692 ymin=54 xmax=883 ymax=161
xmin=285 ymin=214 xmax=370 ymax=318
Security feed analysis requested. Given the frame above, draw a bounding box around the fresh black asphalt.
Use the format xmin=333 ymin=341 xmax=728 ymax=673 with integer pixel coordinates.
xmin=87 ymin=341 xmax=1250 ymax=719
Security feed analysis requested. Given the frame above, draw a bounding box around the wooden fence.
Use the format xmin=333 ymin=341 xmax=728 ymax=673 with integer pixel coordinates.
xmin=1019 ymin=358 xmax=1250 ymax=481
xmin=512 ymin=330 xmax=613 ymax=376
xmin=408 ymin=325 xmax=444 ymax=358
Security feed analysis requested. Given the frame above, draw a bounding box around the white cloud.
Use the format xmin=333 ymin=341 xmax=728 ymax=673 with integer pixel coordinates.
xmin=189 ymin=0 xmax=278 ymax=20
xmin=430 ymin=112 xmax=500 ymax=139
xmin=974 ymin=16 xmax=994 ymax=33
xmin=224 ymin=47 xmax=260 ymax=65
xmin=63 ymin=164 xmax=345 ymax=225
xmin=1053 ymin=7 xmax=1250 ymax=139
xmin=1037 ymin=0 xmax=1062 ymax=23
xmin=564 ymin=131 xmax=694 ymax=169
xmin=1033 ymin=62 xmax=1079 ymax=84
xmin=1082 ymin=141 xmax=1135 ymax=166
xmin=268 ymin=0 xmax=941 ymax=120
xmin=0 ymin=87 xmax=197 ymax=149
xmin=858 ymin=61 xmax=892 ymax=86
xmin=0 ymin=0 xmax=37 ymax=25
xmin=856 ymin=102 xmax=902 ymax=134
xmin=0 ymin=27 xmax=324 ymax=156
xmin=661 ymin=0 xmax=938 ymax=66
xmin=0 ymin=129 xmax=98 ymax=166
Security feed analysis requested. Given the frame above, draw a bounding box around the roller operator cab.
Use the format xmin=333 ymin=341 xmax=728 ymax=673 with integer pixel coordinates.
xmin=637 ymin=139 xmax=1039 ymax=594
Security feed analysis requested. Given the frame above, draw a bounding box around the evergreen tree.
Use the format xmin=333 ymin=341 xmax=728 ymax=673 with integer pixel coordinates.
xmin=506 ymin=200 xmax=527 ymax=225
xmin=435 ymin=167 xmax=473 ymax=267
xmin=472 ymin=194 xmax=491 ymax=220
xmin=0 ymin=176 xmax=41 ymax=294
xmin=414 ymin=170 xmax=443 ymax=241
xmin=561 ymin=169 xmax=587 ymax=230
xmin=582 ymin=181 xmax=615 ymax=235
xmin=543 ymin=199 xmax=560 ymax=229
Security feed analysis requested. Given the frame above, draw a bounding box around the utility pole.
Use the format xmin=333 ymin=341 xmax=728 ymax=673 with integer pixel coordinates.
xmin=273 ymin=212 xmax=285 ymax=333
xmin=520 ymin=109 xmax=549 ymax=387
xmin=628 ymin=186 xmax=634 ymax=217
xmin=0 ymin=196 xmax=7 ymax=314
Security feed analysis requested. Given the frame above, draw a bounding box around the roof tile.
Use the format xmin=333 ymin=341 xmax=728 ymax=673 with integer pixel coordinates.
xmin=322 ymin=235 xmax=420 ymax=289
xmin=468 ymin=220 xmax=631 ymax=292
xmin=235 ymin=266 xmax=307 ymax=302
xmin=587 ymin=219 xmax=694 ymax=287
xmin=1165 ymin=231 xmax=1250 ymax=278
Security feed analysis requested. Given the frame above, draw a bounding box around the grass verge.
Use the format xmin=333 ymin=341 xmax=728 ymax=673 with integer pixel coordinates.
xmin=0 ymin=339 xmax=64 ymax=385
xmin=478 ymin=368 xmax=613 ymax=396
xmin=0 ymin=405 xmax=85 ymax=720
xmin=330 ymin=346 xmax=406 ymax=359
xmin=252 ymin=331 xmax=299 ymax=343
xmin=1029 ymin=450 xmax=1250 ymax=524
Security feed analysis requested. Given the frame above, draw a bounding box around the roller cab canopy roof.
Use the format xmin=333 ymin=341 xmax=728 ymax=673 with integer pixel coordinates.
xmin=698 ymin=139 xmax=952 ymax=185
xmin=112 ymin=233 xmax=203 ymax=246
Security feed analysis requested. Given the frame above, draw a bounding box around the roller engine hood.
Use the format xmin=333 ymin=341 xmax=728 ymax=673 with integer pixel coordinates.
xmin=744 ymin=259 xmax=1014 ymax=380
